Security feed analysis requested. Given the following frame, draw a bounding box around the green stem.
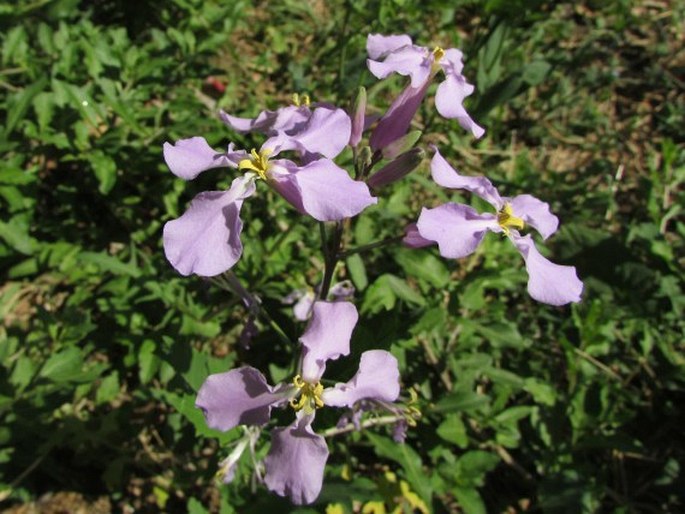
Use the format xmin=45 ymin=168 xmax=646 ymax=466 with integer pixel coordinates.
xmin=322 ymin=414 xmax=404 ymax=438
xmin=319 ymin=221 xmax=343 ymax=300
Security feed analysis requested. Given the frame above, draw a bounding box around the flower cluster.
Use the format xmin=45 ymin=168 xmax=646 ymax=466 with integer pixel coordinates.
xmin=162 ymin=33 xmax=584 ymax=505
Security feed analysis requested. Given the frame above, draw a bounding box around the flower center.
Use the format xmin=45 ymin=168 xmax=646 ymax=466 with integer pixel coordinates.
xmin=238 ymin=148 xmax=272 ymax=180
xmin=431 ymin=46 xmax=445 ymax=73
xmin=497 ymin=203 xmax=525 ymax=235
xmin=289 ymin=374 xmax=324 ymax=414
xmin=292 ymin=92 xmax=310 ymax=107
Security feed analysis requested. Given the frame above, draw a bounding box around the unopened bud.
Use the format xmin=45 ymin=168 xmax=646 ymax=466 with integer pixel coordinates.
xmin=381 ymin=130 xmax=422 ymax=160
xmin=367 ymin=148 xmax=425 ymax=189
xmin=349 ymin=86 xmax=367 ymax=147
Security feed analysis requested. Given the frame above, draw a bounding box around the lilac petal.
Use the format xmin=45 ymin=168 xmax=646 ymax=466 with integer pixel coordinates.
xmin=508 ymin=194 xmax=559 ymax=240
xmin=512 ymin=234 xmax=583 ymax=305
xmin=266 ymin=107 xmax=351 ymax=159
xmin=322 ymin=350 xmax=400 ymax=408
xmin=403 ymin=222 xmax=435 ymax=248
xmin=299 ymin=301 xmax=358 ymax=382
xmin=195 ymin=366 xmax=288 ymax=431
xmin=416 ymin=203 xmax=497 ymax=259
xmin=430 ymin=149 xmax=502 ymax=208
xmin=370 ymin=81 xmax=430 ymax=151
xmin=293 ymin=291 xmax=316 ymax=321
xmin=163 ymin=137 xmax=237 ymax=180
xmin=264 ymin=416 xmax=329 ymax=505
xmin=220 ymin=106 xmax=310 ymax=136
xmin=366 ymin=33 xmax=413 ymax=60
xmin=163 ymin=176 xmax=255 ymax=276
xmin=435 ymin=75 xmax=484 ymax=138
xmin=269 ymin=159 xmax=376 ymax=222
xmin=439 ymin=48 xmax=466 ymax=76
xmin=368 ymin=45 xmax=431 ymax=88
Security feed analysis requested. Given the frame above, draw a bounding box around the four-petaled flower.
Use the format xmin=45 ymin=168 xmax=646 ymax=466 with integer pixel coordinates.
xmin=162 ymin=107 xmax=376 ymax=277
xmin=196 ymin=301 xmax=400 ymax=505
xmin=366 ymin=34 xmax=484 ymax=150
xmin=405 ymin=149 xmax=583 ymax=306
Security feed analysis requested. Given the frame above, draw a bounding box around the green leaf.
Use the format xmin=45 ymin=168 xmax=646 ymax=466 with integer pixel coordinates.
xmin=0 ymin=216 xmax=37 ymax=255
xmin=395 ymin=249 xmax=450 ymax=288
xmin=454 ymin=487 xmax=486 ymax=514
xmin=39 ymin=347 xmax=83 ymax=382
xmin=366 ymin=433 xmax=433 ymax=505
xmin=78 ymin=251 xmax=141 ymax=277
xmin=346 ymin=253 xmax=368 ymax=290
xmin=95 ymin=371 xmax=120 ymax=404
xmin=88 ymin=151 xmax=117 ymax=194
xmin=436 ymin=414 xmax=469 ymax=448
xmin=433 ymin=391 xmax=489 ymax=414
xmin=522 ymin=60 xmax=551 ymax=86
xmin=3 ymin=78 xmax=48 ymax=138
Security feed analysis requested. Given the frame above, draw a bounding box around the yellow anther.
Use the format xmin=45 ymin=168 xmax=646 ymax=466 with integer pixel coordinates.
xmin=292 ymin=93 xmax=311 ymax=107
xmin=238 ymin=147 xmax=272 ymax=180
xmin=289 ymin=374 xmax=324 ymax=414
xmin=497 ymin=203 xmax=525 ymax=236
xmin=432 ymin=46 xmax=445 ymax=61
xmin=431 ymin=46 xmax=446 ymax=74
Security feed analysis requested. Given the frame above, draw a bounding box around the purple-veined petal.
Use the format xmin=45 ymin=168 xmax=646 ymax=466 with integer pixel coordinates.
xmin=163 ymin=176 xmax=255 ymax=276
xmin=403 ymin=222 xmax=435 ymax=248
xmin=370 ymin=81 xmax=430 ymax=151
xmin=366 ymin=33 xmax=413 ymax=60
xmin=195 ymin=366 xmax=290 ymax=432
xmin=416 ymin=203 xmax=497 ymax=259
xmin=322 ymin=350 xmax=400 ymax=408
xmin=299 ymin=301 xmax=358 ymax=382
xmin=512 ymin=234 xmax=583 ymax=305
xmin=264 ymin=415 xmax=329 ymax=505
xmin=508 ymin=194 xmax=559 ymax=240
xmin=266 ymin=107 xmax=351 ymax=159
xmin=163 ymin=137 xmax=238 ymax=180
xmin=435 ymin=75 xmax=484 ymax=138
xmin=268 ymin=159 xmax=376 ymax=221
xmin=430 ymin=149 xmax=502 ymax=208
xmin=368 ymin=45 xmax=432 ymax=88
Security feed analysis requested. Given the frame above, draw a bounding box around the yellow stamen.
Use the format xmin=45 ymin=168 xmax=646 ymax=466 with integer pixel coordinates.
xmin=497 ymin=203 xmax=525 ymax=235
xmin=292 ymin=93 xmax=311 ymax=107
xmin=431 ymin=46 xmax=445 ymax=74
xmin=289 ymin=374 xmax=325 ymax=414
xmin=238 ymin=147 xmax=272 ymax=180
xmin=432 ymin=46 xmax=445 ymax=61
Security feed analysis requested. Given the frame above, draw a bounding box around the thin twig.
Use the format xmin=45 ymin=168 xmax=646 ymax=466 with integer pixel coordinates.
xmin=322 ymin=415 xmax=403 ymax=438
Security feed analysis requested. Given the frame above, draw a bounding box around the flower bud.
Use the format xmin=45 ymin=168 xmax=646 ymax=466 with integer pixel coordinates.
xmin=367 ymin=148 xmax=425 ymax=189
xmin=381 ymin=130 xmax=422 ymax=160
xmin=349 ymin=86 xmax=367 ymax=147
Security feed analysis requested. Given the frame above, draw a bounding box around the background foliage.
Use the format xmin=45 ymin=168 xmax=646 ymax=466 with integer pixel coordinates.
xmin=0 ymin=0 xmax=683 ymax=512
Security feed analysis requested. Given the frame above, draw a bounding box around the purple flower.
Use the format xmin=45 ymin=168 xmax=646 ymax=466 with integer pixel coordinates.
xmin=366 ymin=34 xmax=484 ymax=150
xmin=406 ymin=150 xmax=583 ymax=305
xmin=195 ymin=301 xmax=400 ymax=504
xmin=220 ymin=101 xmax=352 ymax=160
xmin=163 ymin=134 xmax=376 ymax=277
